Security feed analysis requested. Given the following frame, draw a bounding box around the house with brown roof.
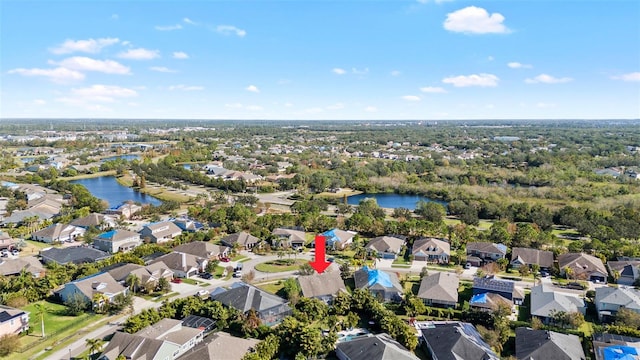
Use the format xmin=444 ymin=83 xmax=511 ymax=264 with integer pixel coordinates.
xmin=0 ymin=257 xmax=45 ymax=277
xmin=510 ymin=247 xmax=554 ymax=270
xmin=221 ymin=232 xmax=261 ymax=250
xmin=56 ymin=272 xmax=127 ymax=305
xmin=412 ymin=238 xmax=450 ymax=263
xmin=93 ymin=229 xmax=141 ymax=253
xmin=298 ymin=270 xmax=347 ymax=304
xmin=105 ymin=202 xmax=142 ymax=219
xmin=31 ymin=223 xmax=85 ymax=243
xmin=272 ymin=228 xmax=306 ymax=249
xmin=173 ymin=241 xmax=229 ymax=260
xmin=0 ymin=232 xmax=15 ymax=251
xmin=608 ymin=260 xmax=640 ymax=286
xmin=365 ymin=236 xmax=406 ymax=259
xmin=320 ymin=229 xmax=357 ymax=250
xmin=107 ymin=261 xmax=173 ymax=291
xmin=150 ymin=252 xmax=207 ymax=278
xmin=140 ymin=221 xmax=183 ymax=244
xmin=558 ymin=253 xmax=607 ymax=283
xmin=70 ymin=213 xmax=117 ymax=230
xmin=180 ymin=331 xmax=259 ymax=360
xmin=466 ymin=242 xmax=507 ymax=266
xmin=417 ymin=272 xmax=459 ymax=308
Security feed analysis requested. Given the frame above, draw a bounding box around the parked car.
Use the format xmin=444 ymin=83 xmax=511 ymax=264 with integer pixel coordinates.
xmin=0 ymin=249 xmax=8 ymax=257
xmin=235 ymin=262 xmax=243 ymax=271
xmin=171 ymin=278 xmax=183 ymax=284
xmin=233 ymin=270 xmax=242 ymax=278
xmin=220 ymin=257 xmax=230 ymax=262
xmin=195 ymin=289 xmax=209 ymax=297
xmin=198 ymin=272 xmax=213 ymax=280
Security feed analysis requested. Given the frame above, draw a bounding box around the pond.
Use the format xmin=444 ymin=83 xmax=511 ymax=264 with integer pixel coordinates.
xmin=101 ymin=154 xmax=140 ymax=162
xmin=71 ymin=176 xmax=161 ymax=208
xmin=347 ymin=193 xmax=446 ymax=210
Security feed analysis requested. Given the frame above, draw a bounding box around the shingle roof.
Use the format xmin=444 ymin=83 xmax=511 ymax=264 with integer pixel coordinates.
xmin=412 ymin=238 xmax=450 ymax=256
xmin=321 ymin=228 xmax=357 ymax=246
xmin=0 ymin=257 xmax=45 ymax=276
xmin=272 ymin=228 xmax=306 ymax=243
xmin=298 ymin=271 xmax=347 ymax=298
xmin=173 ymin=241 xmax=228 ymax=258
xmin=469 ymin=292 xmax=513 ymax=311
xmin=511 ymin=247 xmax=554 ymax=268
xmin=221 ymin=232 xmax=260 ymax=247
xmin=211 ymin=283 xmax=289 ymax=314
xmin=596 ymin=287 xmax=640 ymax=311
xmin=70 ymin=213 xmax=115 ymax=228
xmin=420 ymin=322 xmax=500 ymax=360
xmin=31 ymin=223 xmax=84 ymax=240
xmin=151 ymin=252 xmax=203 ymax=273
xmin=101 ymin=331 xmax=168 ymax=360
xmin=366 ymin=236 xmax=406 ymax=254
xmin=40 ymin=246 xmax=110 ymax=265
xmin=336 ymin=333 xmax=420 ymax=360
xmin=180 ymin=331 xmax=259 ymax=360
xmin=558 ymin=253 xmax=607 ymax=277
xmin=64 ymin=272 xmax=125 ymax=299
xmin=530 ymin=284 xmax=585 ymax=319
xmin=417 ymin=272 xmax=459 ymax=303
xmin=466 ymin=242 xmax=507 ymax=256
xmin=95 ymin=229 xmax=140 ymax=242
xmin=515 ymin=327 xmax=586 ymax=360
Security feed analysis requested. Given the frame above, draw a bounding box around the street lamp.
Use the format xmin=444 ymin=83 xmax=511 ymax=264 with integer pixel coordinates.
xmin=69 ymin=348 xmax=72 ymax=360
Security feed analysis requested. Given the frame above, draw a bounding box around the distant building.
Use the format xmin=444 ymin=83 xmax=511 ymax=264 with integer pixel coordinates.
xmin=320 ymin=229 xmax=357 ymax=250
xmin=173 ymin=241 xmax=229 ymax=260
xmin=466 ymin=242 xmax=507 ymax=266
xmin=150 ymin=252 xmax=207 ymax=278
xmin=595 ymin=286 xmax=640 ymax=322
xmin=210 ymin=283 xmax=292 ymax=326
xmin=180 ymin=331 xmax=259 ymax=360
xmin=70 ymin=213 xmax=117 ymax=230
xmin=220 ymin=232 xmax=261 ymax=250
xmin=608 ymin=260 xmax=640 ymax=286
xmin=272 ymin=228 xmax=306 ymax=249
xmin=0 ymin=257 xmax=45 ymax=277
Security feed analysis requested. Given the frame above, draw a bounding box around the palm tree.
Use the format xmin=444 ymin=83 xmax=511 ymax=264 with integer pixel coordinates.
xmin=126 ymin=274 xmax=141 ymax=294
xmin=34 ymin=303 xmax=47 ymax=338
xmin=86 ymin=338 xmax=103 ymax=357
xmin=92 ymin=293 xmax=109 ymax=314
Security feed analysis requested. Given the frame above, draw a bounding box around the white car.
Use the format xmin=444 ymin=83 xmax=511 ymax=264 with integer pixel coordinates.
xmin=195 ymin=289 xmax=209 ymax=297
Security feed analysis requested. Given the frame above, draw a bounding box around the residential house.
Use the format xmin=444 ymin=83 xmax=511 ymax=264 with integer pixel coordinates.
xmin=210 ymin=282 xmax=292 ymax=326
xmin=320 ymin=229 xmax=357 ymax=250
xmin=220 ymin=232 xmax=261 ymax=250
xmin=0 ymin=305 xmax=29 ymax=336
xmin=181 ymin=315 xmax=217 ymax=334
xmin=473 ymin=275 xmax=525 ymax=305
xmin=0 ymin=257 xmax=46 ymax=277
xmin=469 ymin=292 xmax=514 ymax=313
xmin=510 ymin=247 xmax=554 ymax=270
xmin=70 ymin=213 xmax=117 ymax=230
xmin=595 ymin=286 xmax=640 ymax=321
xmin=56 ymin=272 xmax=127 ymax=305
xmin=150 ymin=252 xmax=207 ymax=278
xmin=412 ymin=238 xmax=450 ymax=263
xmin=365 ymin=236 xmax=406 ymax=259
xmin=530 ymin=284 xmax=585 ymax=324
xmin=135 ymin=318 xmax=204 ymax=358
xmin=272 ymin=228 xmax=306 ymax=249
xmin=558 ymin=253 xmax=608 ymax=283
xmin=353 ymin=266 xmax=403 ymax=302
xmin=180 ymin=331 xmax=260 ymax=360
xmin=466 ymin=242 xmax=507 ymax=267
xmin=417 ymin=272 xmax=459 ymax=308
xmin=31 ymin=223 xmax=85 ymax=243
xmin=515 ymin=327 xmax=586 ymax=360
xmin=336 ymin=333 xmax=420 ymax=360
xmin=608 ymin=260 xmax=640 ymax=286
xmin=140 ymin=221 xmax=183 ymax=244
xmin=0 ymin=232 xmax=15 ymax=251
xmin=418 ymin=321 xmax=500 ymax=360
xmin=105 ymin=202 xmax=142 ymax=219
xmin=107 ymin=261 xmax=173 ymax=290
xmin=592 ymin=333 xmax=640 ymax=360
xmin=40 ymin=246 xmax=110 ymax=265
xmin=172 ymin=218 xmax=204 ymax=232
xmin=298 ymin=270 xmax=347 ymax=304
xmin=93 ymin=229 xmax=141 ymax=253
xmin=173 ymin=241 xmax=229 ymax=260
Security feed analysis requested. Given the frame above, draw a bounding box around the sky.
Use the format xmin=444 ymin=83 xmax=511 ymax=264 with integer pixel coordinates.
xmin=1 ymin=0 xmax=639 ymax=120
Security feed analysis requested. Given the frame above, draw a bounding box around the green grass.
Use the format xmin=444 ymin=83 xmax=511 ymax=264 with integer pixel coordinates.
xmin=231 ymin=255 xmax=249 ymax=262
xmin=391 ymin=264 xmax=412 ymax=268
xmin=256 ymin=281 xmax=286 ymax=295
xmin=255 ymin=259 xmax=306 ymax=273
xmin=152 ymin=292 xmax=179 ymax=302
xmin=180 ymin=278 xmax=204 ymax=285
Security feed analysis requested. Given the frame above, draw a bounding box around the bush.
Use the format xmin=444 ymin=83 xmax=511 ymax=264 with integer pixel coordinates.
xmin=0 ymin=334 xmax=20 ymax=356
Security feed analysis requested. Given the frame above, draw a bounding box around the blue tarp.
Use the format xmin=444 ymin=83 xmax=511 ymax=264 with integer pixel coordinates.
xmin=603 ymin=346 xmax=639 ymax=360
xmin=98 ymin=230 xmax=117 ymax=239
xmin=361 ymin=266 xmax=394 ymax=288
xmin=470 ymin=293 xmax=489 ymax=304
xmin=321 ymin=229 xmax=340 ymax=245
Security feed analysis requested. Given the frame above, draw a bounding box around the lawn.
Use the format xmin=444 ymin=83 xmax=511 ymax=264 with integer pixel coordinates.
xmin=10 ymin=301 xmax=105 ymax=360
xmin=256 ymin=281 xmax=286 ymax=295
xmin=181 ymin=278 xmax=205 ymax=286
xmin=255 ymin=259 xmax=306 ymax=273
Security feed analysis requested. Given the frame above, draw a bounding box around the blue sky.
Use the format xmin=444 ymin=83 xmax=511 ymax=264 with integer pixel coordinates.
xmin=1 ymin=0 xmax=639 ymax=120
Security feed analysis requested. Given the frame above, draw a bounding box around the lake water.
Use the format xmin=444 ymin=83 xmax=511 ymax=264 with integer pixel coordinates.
xmin=101 ymin=154 xmax=140 ymax=162
xmin=347 ymin=193 xmax=446 ymax=210
xmin=71 ymin=176 xmax=162 ymax=208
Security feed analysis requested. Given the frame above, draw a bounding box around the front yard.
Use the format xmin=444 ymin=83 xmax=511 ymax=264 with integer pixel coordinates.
xmin=255 ymin=259 xmax=307 ymax=273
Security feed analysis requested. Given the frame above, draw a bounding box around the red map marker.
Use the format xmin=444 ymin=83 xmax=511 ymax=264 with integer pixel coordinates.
xmin=309 ymin=235 xmax=331 ymax=274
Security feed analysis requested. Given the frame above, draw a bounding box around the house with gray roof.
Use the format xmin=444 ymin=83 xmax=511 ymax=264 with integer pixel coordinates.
xmin=31 ymin=223 xmax=85 ymax=243
xmin=354 ymin=266 xmax=403 ymax=302
xmin=0 ymin=305 xmax=29 ymax=336
xmin=0 ymin=232 xmax=15 ymax=251
xmin=595 ymin=286 xmax=640 ymax=321
xmin=173 ymin=241 xmax=229 ymax=260
xmin=608 ymin=260 xmax=640 ymax=286
xmin=93 ymin=229 xmax=141 ymax=253
xmin=135 ymin=318 xmax=204 ymax=357
xmin=530 ymin=284 xmax=585 ymax=324
xmin=70 ymin=213 xmax=116 ymax=230
xmin=221 ymin=231 xmax=261 ymax=250
xmin=298 ymin=270 xmax=347 ymax=303
xmin=417 ymin=272 xmax=459 ymax=308
xmin=365 ymin=236 xmax=406 ymax=259
xmin=558 ymin=253 xmax=608 ymax=283
xmin=336 ymin=333 xmax=419 ymax=360
xmin=140 ymin=221 xmax=183 ymax=244
xmin=107 ymin=261 xmax=173 ymax=291
xmin=466 ymin=242 xmax=507 ymax=266
xmin=320 ymin=228 xmax=357 ymax=250
xmin=40 ymin=246 xmax=110 ymax=265
xmin=419 ymin=321 xmax=500 ymax=360
xmin=56 ymin=272 xmax=127 ymax=305
xmin=511 ymin=247 xmax=554 ymax=270
xmin=515 ymin=327 xmax=585 ymax=360
xmin=412 ymin=238 xmax=450 ymax=263
xmin=272 ymin=227 xmax=306 ymax=249
xmin=472 ymin=275 xmax=525 ymax=305
xmin=0 ymin=257 xmax=45 ymax=277
xmin=180 ymin=331 xmax=260 ymax=360
xmin=210 ymin=283 xmax=292 ymax=326
xmin=150 ymin=252 xmax=207 ymax=278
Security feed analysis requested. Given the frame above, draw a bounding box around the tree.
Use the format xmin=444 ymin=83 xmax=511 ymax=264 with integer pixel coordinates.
xmin=156 ymin=277 xmax=171 ymax=293
xmin=86 ymin=338 xmax=103 ymax=357
xmin=0 ymin=334 xmax=20 ymax=356
xmin=416 ymin=201 xmax=446 ymax=223
xmin=420 ymin=266 xmax=429 ymax=278
xmin=65 ymin=292 xmax=89 ymax=315
xmin=298 ymin=262 xmax=315 ymax=275
xmin=92 ymin=293 xmax=110 ymax=314
xmin=34 ymin=303 xmax=47 ymax=338
xmin=615 ymin=307 xmax=640 ymax=329
xmin=126 ymin=274 xmax=141 ymax=294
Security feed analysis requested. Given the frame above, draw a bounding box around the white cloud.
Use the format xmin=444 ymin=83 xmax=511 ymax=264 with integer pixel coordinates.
xmin=246 ymin=105 xmax=263 ymax=111
xmin=168 ymin=84 xmax=204 ymax=91
xmin=327 ymin=103 xmax=345 ymax=110
xmin=54 ymin=56 xmax=131 ymax=74
xmin=611 ymin=72 xmax=640 ymax=82
xmin=8 ymin=67 xmax=85 ymax=83
xmin=117 ymin=48 xmax=160 ymax=60
xmin=155 ymin=24 xmax=182 ymax=31
xmin=390 ymin=70 xmax=401 ymax=76
xmin=216 ymin=25 xmax=247 ymax=37
xmin=352 ymin=67 xmax=369 ymax=75
xmin=364 ymin=106 xmax=378 ymax=112
xmin=508 ymin=62 xmax=532 ymax=69
xmin=420 ymin=86 xmax=448 ymax=93
xmin=442 ymin=73 xmax=499 ymax=87
xmin=50 ymin=37 xmax=120 ymax=54
xmin=70 ymin=84 xmax=138 ymax=102
xmin=172 ymin=51 xmax=189 ymax=59
xmin=525 ymin=74 xmax=573 ymax=84
xmin=536 ymin=102 xmax=556 ymax=108
xmin=402 ymin=95 xmax=421 ymax=101
xmin=150 ymin=66 xmax=177 ymax=73
xmin=184 ymin=18 xmax=197 ymax=25
xmin=246 ymin=85 xmax=260 ymax=93
xmin=332 ymin=68 xmax=347 ymax=75
xmin=444 ymin=6 xmax=510 ymax=34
